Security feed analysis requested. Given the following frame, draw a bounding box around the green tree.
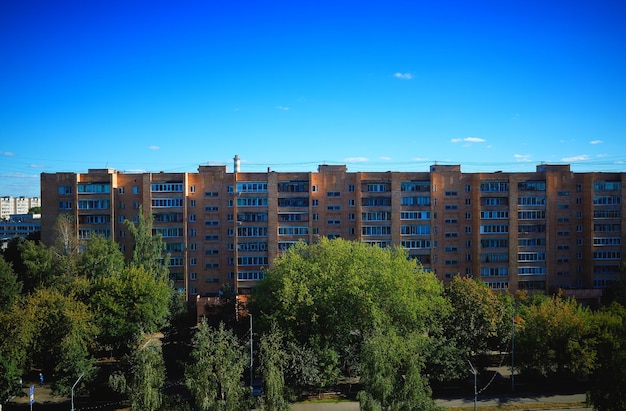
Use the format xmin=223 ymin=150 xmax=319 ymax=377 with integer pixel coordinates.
xmin=251 ymin=237 xmax=450 ymax=403
xmin=125 ymin=207 xmax=170 ymax=280
xmin=516 ymin=294 xmax=596 ymax=377
xmin=24 ymin=288 xmax=98 ymax=395
xmin=18 ymin=239 xmax=54 ymax=292
xmin=28 ymin=206 xmax=41 ymax=214
xmin=185 ymin=320 xmax=249 ymax=411
xmin=110 ymin=345 xmax=165 ymax=411
xmin=258 ymin=324 xmax=290 ymax=411
xmin=589 ymin=303 xmax=626 ymax=411
xmin=358 ymin=328 xmax=442 ymax=411
xmin=91 ymin=266 xmax=171 ymax=354
xmin=0 ymin=298 xmax=36 ymax=400
xmin=443 ymin=276 xmax=512 ymax=370
xmin=252 ymin=238 xmax=449 ymax=390
xmin=78 ymin=234 xmax=125 ymax=280
xmin=0 ymin=257 xmax=21 ymax=309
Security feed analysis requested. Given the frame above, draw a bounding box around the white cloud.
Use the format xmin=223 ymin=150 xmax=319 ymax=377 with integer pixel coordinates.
xmin=512 ymin=113 xmax=520 ymax=120
xmin=589 ymin=140 xmax=603 ymax=145
xmin=275 ymin=106 xmax=289 ymax=111
xmin=344 ymin=157 xmax=369 ymax=163
xmin=451 ymin=137 xmax=486 ymax=143
xmin=561 ymin=155 xmax=590 ymax=162
xmin=412 ymin=157 xmax=429 ymax=161
xmin=1 ymin=151 xmax=15 ymax=156
xmin=393 ymin=72 xmax=413 ymax=80
xmin=379 ymin=156 xmax=392 ymax=161
xmin=29 ymin=164 xmax=47 ymax=169
xmin=514 ymin=154 xmax=532 ymax=162
xmin=149 ymin=145 xmax=160 ymax=150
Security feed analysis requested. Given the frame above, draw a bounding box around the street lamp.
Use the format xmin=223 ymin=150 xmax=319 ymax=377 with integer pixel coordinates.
xmin=249 ymin=313 xmax=253 ymax=387
xmin=71 ymin=372 xmax=84 ymax=411
xmin=468 ymin=360 xmax=477 ymax=411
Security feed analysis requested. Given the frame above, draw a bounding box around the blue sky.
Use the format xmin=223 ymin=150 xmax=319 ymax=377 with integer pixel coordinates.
xmin=2 ymin=0 xmax=625 ymax=198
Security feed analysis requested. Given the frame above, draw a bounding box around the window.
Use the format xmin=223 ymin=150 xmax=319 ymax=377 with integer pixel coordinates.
xmin=151 ymin=183 xmax=183 ymax=192
xmin=151 ymin=198 xmax=183 ymax=208
xmin=237 ymin=182 xmax=268 ymax=193
xmin=78 ymin=199 xmax=110 ymax=209
xmin=190 ymin=272 xmax=197 ymax=280
xmin=401 ymin=196 xmax=430 ymax=206
xmin=594 ymin=181 xmax=621 ymax=191
xmin=237 ymin=197 xmax=269 ymax=207
xmin=400 ymin=225 xmax=430 ymax=235
xmin=78 ymin=183 xmax=111 ymax=193
xmin=58 ymin=186 xmax=72 ymax=195
xmin=480 ymin=181 xmax=509 ymax=192
xmin=189 ymin=214 xmax=196 ymax=222
xmin=118 ymin=187 xmax=125 ymax=194
xmin=480 ymin=210 xmax=509 ymax=219
xmin=367 ymin=184 xmax=388 ymax=192
xmin=132 ymin=186 xmax=140 ymax=194
xmin=327 ymin=191 xmax=340 ymax=197
xmin=401 ymin=181 xmax=430 ymax=192
xmin=480 ymin=224 xmax=509 ymax=234
xmin=518 ymin=181 xmax=546 ymax=191
xmin=190 ymin=199 xmax=196 ymax=207
xmin=59 ymin=201 xmax=72 ymax=209
xmin=190 ymin=185 xmax=196 ymax=193
xmin=190 ymin=258 xmax=197 ymax=266
xmin=362 ymin=226 xmax=392 ymax=236
xmin=277 ymin=181 xmax=309 ymax=192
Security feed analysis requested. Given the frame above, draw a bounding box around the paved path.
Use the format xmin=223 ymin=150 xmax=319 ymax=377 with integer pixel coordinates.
xmin=292 ymin=392 xmax=588 ymax=410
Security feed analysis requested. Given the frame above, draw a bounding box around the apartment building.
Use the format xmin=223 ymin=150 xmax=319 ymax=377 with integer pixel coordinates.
xmin=40 ymin=159 xmax=625 ymax=302
xmin=1 ymin=196 xmax=41 ymax=220
xmin=0 ymin=213 xmax=41 ymax=250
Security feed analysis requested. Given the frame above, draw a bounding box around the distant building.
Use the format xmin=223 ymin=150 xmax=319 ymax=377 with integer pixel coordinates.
xmin=0 ymin=196 xmax=41 ymax=220
xmin=40 ymin=160 xmax=624 ymax=303
xmin=0 ymin=213 xmax=41 ymax=250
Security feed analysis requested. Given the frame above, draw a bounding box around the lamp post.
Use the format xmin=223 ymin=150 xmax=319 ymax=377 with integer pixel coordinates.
xmin=249 ymin=313 xmax=253 ymax=387
xmin=468 ymin=360 xmax=477 ymax=411
xmin=71 ymin=372 xmax=84 ymax=411
xmin=511 ymin=303 xmax=516 ymax=392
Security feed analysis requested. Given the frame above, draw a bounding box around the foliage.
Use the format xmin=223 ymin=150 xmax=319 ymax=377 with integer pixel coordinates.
xmin=443 ymin=276 xmax=512 ymax=371
xmin=23 ymin=287 xmax=98 ymax=395
xmin=185 ymin=319 xmax=250 ymax=411
xmin=90 ymin=266 xmax=172 ymax=354
xmin=589 ymin=303 xmax=626 ymax=411
xmin=0 ymin=257 xmax=21 ymax=309
xmin=78 ymin=234 xmax=125 ymax=280
xmin=358 ymin=327 xmax=442 ymax=411
xmin=125 ymin=207 xmax=170 ymax=280
xmin=515 ymin=294 xmax=596 ymax=377
xmin=252 ymin=238 xmax=449 ymax=389
xmin=258 ymin=324 xmax=290 ymax=411
xmin=17 ymin=239 xmax=55 ymax=292
xmin=110 ymin=345 xmax=165 ymax=411
xmin=28 ymin=206 xmax=41 ymax=214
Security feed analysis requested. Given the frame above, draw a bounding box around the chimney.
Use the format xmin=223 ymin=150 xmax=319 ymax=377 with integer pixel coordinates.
xmin=233 ymin=155 xmax=240 ymax=173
